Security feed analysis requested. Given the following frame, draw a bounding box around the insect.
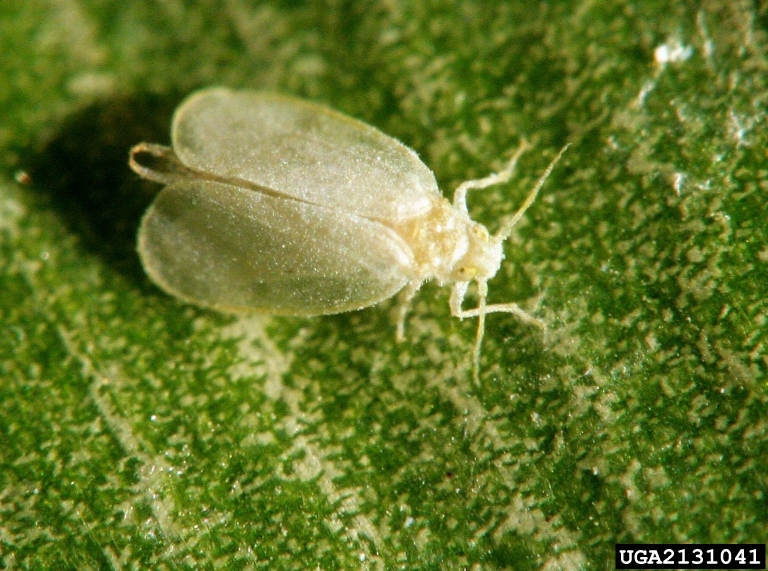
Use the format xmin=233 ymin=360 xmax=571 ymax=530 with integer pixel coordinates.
xmin=129 ymin=87 xmax=567 ymax=383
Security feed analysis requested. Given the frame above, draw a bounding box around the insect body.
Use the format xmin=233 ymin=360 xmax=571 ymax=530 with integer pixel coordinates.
xmin=129 ymin=87 xmax=566 ymax=382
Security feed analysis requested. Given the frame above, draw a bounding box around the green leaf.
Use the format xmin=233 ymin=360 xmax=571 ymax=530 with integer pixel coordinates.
xmin=2 ymin=1 xmax=766 ymax=569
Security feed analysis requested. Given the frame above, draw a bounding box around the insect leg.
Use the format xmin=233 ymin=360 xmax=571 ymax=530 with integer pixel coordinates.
xmin=454 ymin=300 xmax=546 ymax=329
xmin=450 ymin=279 xmax=546 ymax=384
xmin=395 ymin=281 xmax=423 ymax=342
xmin=452 ymin=140 xmax=530 ymax=214
xmin=449 ymin=280 xmax=487 ymax=384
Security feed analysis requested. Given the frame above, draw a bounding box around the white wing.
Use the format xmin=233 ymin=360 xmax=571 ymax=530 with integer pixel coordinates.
xmin=138 ymin=180 xmax=414 ymax=315
xmin=170 ymin=87 xmax=440 ymax=223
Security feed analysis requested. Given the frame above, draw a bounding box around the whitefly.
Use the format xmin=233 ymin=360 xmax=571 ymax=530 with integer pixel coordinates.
xmin=129 ymin=87 xmax=568 ymax=383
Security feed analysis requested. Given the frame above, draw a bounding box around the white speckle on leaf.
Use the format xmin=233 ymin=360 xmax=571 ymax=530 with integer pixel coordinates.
xmin=66 ymin=71 xmax=116 ymax=97
xmin=636 ymin=80 xmax=656 ymax=106
xmin=654 ymin=40 xmax=694 ymax=65
xmin=673 ymin=172 xmax=685 ymax=196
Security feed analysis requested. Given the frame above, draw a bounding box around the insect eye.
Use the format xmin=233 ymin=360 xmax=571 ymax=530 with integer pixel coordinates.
xmin=458 ymin=266 xmax=477 ymax=279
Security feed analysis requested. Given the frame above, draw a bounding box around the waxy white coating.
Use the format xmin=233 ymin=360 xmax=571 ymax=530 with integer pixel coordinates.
xmin=129 ymin=87 xmax=566 ymax=382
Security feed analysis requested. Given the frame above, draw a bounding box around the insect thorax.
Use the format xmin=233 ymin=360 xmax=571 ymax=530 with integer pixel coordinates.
xmin=391 ymin=197 xmax=503 ymax=285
